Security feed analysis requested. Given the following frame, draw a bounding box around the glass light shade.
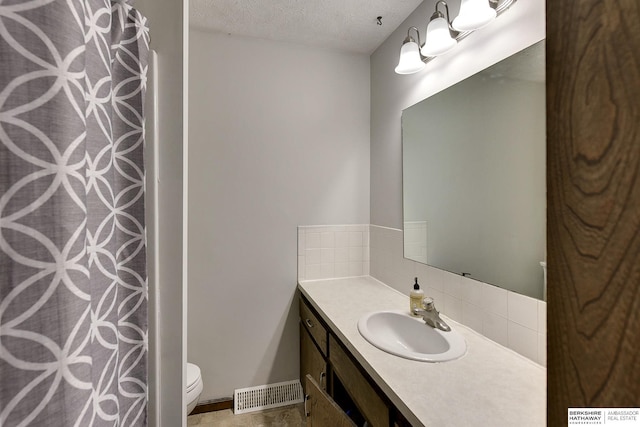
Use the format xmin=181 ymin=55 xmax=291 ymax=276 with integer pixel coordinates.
xmin=421 ymin=17 xmax=457 ymax=57
xmin=452 ymin=0 xmax=496 ymax=31
xmin=395 ymin=41 xmax=425 ymax=74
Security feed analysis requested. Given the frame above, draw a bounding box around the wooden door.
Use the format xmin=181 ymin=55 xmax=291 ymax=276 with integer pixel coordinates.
xmin=304 ymin=375 xmax=356 ymax=427
xmin=546 ymin=0 xmax=640 ymax=423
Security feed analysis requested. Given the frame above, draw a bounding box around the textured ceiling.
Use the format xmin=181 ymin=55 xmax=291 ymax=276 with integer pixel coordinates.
xmin=190 ymin=0 xmax=424 ymax=54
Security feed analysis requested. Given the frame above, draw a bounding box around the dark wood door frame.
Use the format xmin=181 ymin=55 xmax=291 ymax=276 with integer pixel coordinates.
xmin=547 ymin=0 xmax=640 ymax=424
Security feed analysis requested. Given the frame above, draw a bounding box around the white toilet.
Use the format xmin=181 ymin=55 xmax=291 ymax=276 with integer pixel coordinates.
xmin=186 ymin=363 xmax=203 ymax=415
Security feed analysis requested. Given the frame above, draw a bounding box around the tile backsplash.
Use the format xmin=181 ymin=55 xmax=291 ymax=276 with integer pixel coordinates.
xmin=298 ymin=225 xmax=369 ymax=281
xmin=297 ymin=223 xmax=546 ymax=367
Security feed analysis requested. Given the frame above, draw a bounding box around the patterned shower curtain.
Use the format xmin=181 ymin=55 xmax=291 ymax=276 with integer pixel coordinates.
xmin=0 ymin=0 xmax=149 ymax=425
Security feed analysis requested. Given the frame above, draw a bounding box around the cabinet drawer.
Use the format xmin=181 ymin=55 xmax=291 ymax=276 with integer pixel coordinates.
xmin=300 ymin=298 xmax=327 ymax=356
xmin=329 ymin=335 xmax=389 ymax=427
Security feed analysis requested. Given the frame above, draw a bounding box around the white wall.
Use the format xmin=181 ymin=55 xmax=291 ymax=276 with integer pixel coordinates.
xmin=188 ymin=30 xmax=370 ymax=400
xmin=133 ymin=0 xmax=186 ymax=425
xmin=370 ymin=0 xmax=546 ymax=228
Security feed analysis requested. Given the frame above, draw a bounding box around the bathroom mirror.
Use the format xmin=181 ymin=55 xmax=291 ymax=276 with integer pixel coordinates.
xmin=402 ymin=41 xmax=546 ymax=300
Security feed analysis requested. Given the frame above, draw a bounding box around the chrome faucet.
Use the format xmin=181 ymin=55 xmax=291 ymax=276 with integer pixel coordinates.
xmin=412 ymin=297 xmax=451 ymax=332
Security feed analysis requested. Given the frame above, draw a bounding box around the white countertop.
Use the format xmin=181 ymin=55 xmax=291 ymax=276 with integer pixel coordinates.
xmin=298 ymin=276 xmax=546 ymax=427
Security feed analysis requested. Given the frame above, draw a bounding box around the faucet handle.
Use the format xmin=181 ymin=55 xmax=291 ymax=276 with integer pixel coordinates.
xmin=422 ymin=297 xmax=435 ymax=310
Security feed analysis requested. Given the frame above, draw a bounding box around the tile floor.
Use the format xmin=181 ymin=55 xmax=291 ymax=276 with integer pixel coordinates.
xmin=187 ymin=404 xmax=306 ymax=427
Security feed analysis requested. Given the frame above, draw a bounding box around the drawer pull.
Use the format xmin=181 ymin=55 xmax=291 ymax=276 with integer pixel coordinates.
xmin=305 ymin=318 xmax=314 ymax=328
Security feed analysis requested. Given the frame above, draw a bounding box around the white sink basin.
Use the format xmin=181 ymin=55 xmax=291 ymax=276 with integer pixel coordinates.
xmin=357 ymin=310 xmax=466 ymax=362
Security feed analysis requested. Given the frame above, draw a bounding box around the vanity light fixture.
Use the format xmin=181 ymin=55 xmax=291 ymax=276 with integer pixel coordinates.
xmin=421 ymin=1 xmax=457 ymax=57
xmin=395 ymin=0 xmax=517 ymax=75
xmin=394 ymin=27 xmax=426 ymax=74
xmin=453 ymin=0 xmax=496 ymax=31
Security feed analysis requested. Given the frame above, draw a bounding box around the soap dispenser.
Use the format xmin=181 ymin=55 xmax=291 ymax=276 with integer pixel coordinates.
xmin=410 ymin=277 xmax=424 ymax=316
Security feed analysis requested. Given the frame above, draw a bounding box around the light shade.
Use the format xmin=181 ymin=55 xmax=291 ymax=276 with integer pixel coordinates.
xmin=421 ymin=16 xmax=457 ymax=57
xmin=395 ymin=40 xmax=425 ymax=74
xmin=452 ymin=0 xmax=496 ymax=31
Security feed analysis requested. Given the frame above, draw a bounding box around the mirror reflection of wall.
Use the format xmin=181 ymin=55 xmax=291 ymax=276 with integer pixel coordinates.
xmin=402 ymin=41 xmax=546 ymax=300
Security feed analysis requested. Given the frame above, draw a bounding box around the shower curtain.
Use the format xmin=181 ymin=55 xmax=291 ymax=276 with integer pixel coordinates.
xmin=0 ymin=0 xmax=149 ymax=425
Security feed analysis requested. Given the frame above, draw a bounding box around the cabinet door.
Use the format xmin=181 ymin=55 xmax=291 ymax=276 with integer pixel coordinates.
xmin=305 ymin=375 xmax=356 ymax=427
xmin=329 ymin=336 xmax=389 ymax=427
xmin=300 ymin=324 xmax=327 ymax=392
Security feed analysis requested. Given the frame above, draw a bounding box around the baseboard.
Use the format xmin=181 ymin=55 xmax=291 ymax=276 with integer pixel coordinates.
xmin=191 ymin=398 xmax=234 ymax=415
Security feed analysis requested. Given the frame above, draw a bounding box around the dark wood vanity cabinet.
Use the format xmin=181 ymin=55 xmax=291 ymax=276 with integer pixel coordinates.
xmin=299 ymin=295 xmax=411 ymax=427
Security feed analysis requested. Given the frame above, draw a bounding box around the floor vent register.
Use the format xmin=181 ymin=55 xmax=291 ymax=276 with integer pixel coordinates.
xmin=233 ymin=380 xmax=304 ymax=415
